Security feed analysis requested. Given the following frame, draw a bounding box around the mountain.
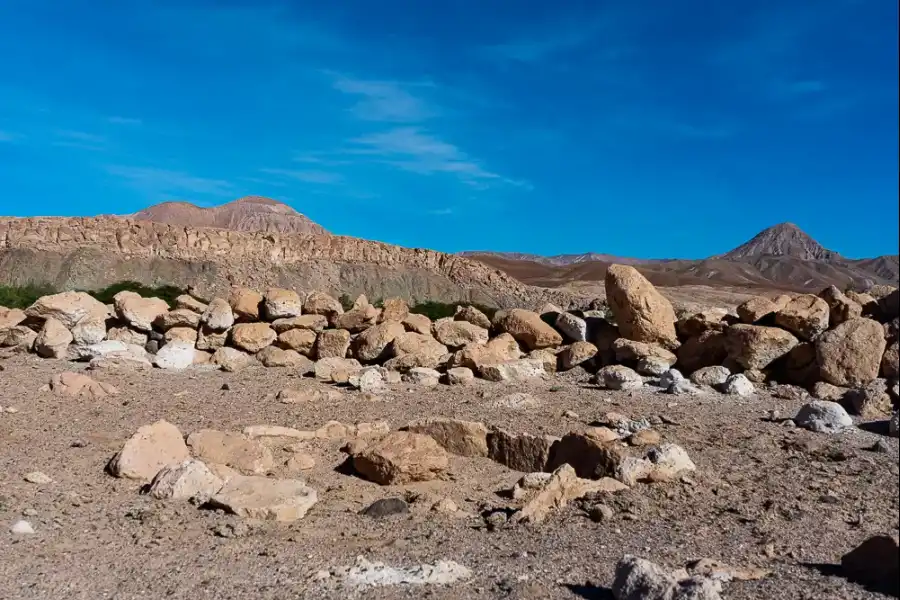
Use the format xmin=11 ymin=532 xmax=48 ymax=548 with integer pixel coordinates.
xmin=132 ymin=196 xmax=329 ymax=236
xmin=457 ymin=251 xmax=654 ymax=267
xmin=719 ymin=222 xmax=840 ymax=261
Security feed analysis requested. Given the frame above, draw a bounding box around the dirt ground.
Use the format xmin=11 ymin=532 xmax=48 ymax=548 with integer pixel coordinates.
xmin=1 ymin=354 xmax=897 ymax=600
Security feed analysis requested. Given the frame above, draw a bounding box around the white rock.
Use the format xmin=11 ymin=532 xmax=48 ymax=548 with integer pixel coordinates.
xmin=10 ymin=520 xmax=35 ymax=535
xmin=207 ymin=475 xmax=317 ymax=522
xmin=339 ymin=556 xmax=471 ymax=587
xmin=23 ymin=471 xmax=53 ymax=484
xmin=479 ymin=358 xmax=546 ymax=382
xmin=349 ymin=368 xmax=385 ymax=393
xmin=69 ymin=340 xmax=130 ymax=361
xmin=722 ymin=374 xmax=755 ymax=396
xmin=153 ymin=341 xmax=197 ymax=370
xmin=403 ymin=367 xmax=441 ymax=387
xmin=555 ymin=312 xmax=588 ymax=342
xmin=690 ymin=366 xmax=731 ymax=387
xmin=148 ymin=459 xmax=224 ymax=500
xmin=659 ymin=369 xmax=685 ymax=388
xmin=795 ymin=401 xmax=853 ymax=433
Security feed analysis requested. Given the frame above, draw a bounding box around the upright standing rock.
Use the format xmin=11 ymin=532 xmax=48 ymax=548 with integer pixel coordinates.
xmin=816 ymin=318 xmax=886 ymax=387
xmin=605 ymin=265 xmax=679 ymax=350
xmin=34 ymin=317 xmax=73 ymax=358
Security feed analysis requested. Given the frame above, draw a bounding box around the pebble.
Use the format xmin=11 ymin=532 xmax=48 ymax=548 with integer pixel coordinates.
xmin=24 ymin=471 xmax=53 ymax=484
xmin=10 ymin=520 xmax=34 ymax=535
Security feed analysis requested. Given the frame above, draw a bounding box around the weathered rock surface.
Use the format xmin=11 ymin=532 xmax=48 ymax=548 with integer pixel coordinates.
xmin=725 ymin=324 xmax=798 ymax=370
xmin=596 ymin=365 xmax=643 ymax=390
xmin=49 ymin=372 xmax=119 ymax=398
xmin=775 ymin=294 xmax=830 ymax=341
xmin=108 ymin=420 xmax=190 ymax=481
xmin=34 ymin=317 xmax=73 ymax=358
xmin=208 ymin=475 xmax=317 ymax=522
xmin=114 ymin=292 xmax=169 ymax=332
xmin=352 ymin=432 xmax=450 ymax=485
xmin=736 ymin=296 xmax=778 ymax=324
xmin=405 ymin=418 xmax=489 ymax=457
xmin=25 ymin=291 xmax=107 ymax=329
xmin=230 ymin=323 xmax=277 ymax=353
xmin=558 ymin=341 xmax=597 ymax=371
xmin=201 ymin=298 xmax=235 ymax=331
xmin=315 ymin=329 xmax=351 ymax=359
xmin=605 ymin=264 xmax=679 ymax=350
xmin=148 ymin=459 xmax=225 ymax=500
xmin=816 ymin=318 xmax=886 ymax=387
xmin=186 ymin=429 xmax=275 ymax=475
xmin=487 ymin=429 xmax=557 ymax=473
xmin=480 ymin=358 xmax=546 ymax=382
xmin=432 ymin=318 xmax=489 ymax=349
xmin=794 ymin=401 xmax=853 ymax=433
xmin=492 ymin=308 xmax=563 ymax=350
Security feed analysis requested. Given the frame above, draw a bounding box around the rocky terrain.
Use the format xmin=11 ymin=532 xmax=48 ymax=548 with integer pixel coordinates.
xmin=464 ymin=223 xmax=899 ymax=293
xmin=1 ymin=265 xmax=898 ymax=598
xmin=131 ymin=196 xmax=330 ymax=236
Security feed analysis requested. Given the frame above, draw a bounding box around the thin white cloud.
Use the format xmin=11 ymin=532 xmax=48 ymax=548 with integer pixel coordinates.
xmin=331 ymin=74 xmax=436 ymax=123
xmin=106 ymin=165 xmax=235 ymax=197
xmin=52 ymin=129 xmax=108 ymax=151
xmin=259 ymin=168 xmax=343 ymax=184
xmin=107 ymin=116 xmax=143 ymax=126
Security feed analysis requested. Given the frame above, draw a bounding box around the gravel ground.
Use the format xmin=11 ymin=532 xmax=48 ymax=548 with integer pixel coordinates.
xmin=1 ymin=354 xmax=897 ymax=600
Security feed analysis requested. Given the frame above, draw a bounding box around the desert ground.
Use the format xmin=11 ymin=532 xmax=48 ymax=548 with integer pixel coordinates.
xmin=1 ymin=353 xmax=897 ymax=600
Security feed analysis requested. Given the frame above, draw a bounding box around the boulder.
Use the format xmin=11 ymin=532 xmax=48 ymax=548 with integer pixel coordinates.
xmin=612 ymin=555 xmax=723 ymax=600
xmin=510 ymin=464 xmax=627 ymax=525
xmin=207 ymin=475 xmax=317 ymax=522
xmin=314 ymin=329 xmax=351 ymax=359
xmin=596 ymin=365 xmax=643 ymax=390
xmin=155 ymin=308 xmax=201 ymax=331
xmin=487 ymin=429 xmax=557 ymax=473
xmin=186 ymin=429 xmax=274 ymax=475
xmin=845 ymin=379 xmax=893 ymax=418
xmin=49 ymin=372 xmax=119 ymax=398
xmin=174 ymin=294 xmax=208 ymax=313
xmin=676 ymin=331 xmax=728 ymax=373
xmin=107 ymin=327 xmax=148 ymax=347
xmin=351 ymin=432 xmax=450 ymax=485
xmin=88 ymin=351 xmax=153 ymax=372
xmin=154 ymin=341 xmax=197 ymax=370
xmin=378 ymin=297 xmax=409 ymax=323
xmin=725 ymin=324 xmax=798 ymax=370
xmin=819 ymin=286 xmax=863 ymax=326
xmin=637 ymin=357 xmax=671 ymax=377
xmin=432 ymin=318 xmax=489 ymax=349
xmin=816 ymin=318 xmax=886 ymax=387
xmin=148 ymin=459 xmax=224 ymax=500
xmin=70 ymin=313 xmax=108 ymax=345
xmin=256 ymin=346 xmax=308 ymax=368
xmin=34 ymin=317 xmax=73 ymax=358
xmin=721 ymin=374 xmax=754 ymax=396
xmin=812 ymin=381 xmax=850 ymax=402
xmin=201 ymin=298 xmax=234 ymax=331
xmin=386 ymin=332 xmax=448 ymax=370
xmin=164 ymin=327 xmax=197 ymax=344
xmin=480 ymin=358 xmax=546 ymax=382
xmin=353 ymin=320 xmax=406 ymax=362
xmin=446 ymin=366 xmax=475 ymax=385
xmin=228 ymin=287 xmax=263 ymax=321
xmin=402 ymin=312 xmax=432 ymax=334
xmin=737 ymin=297 xmax=778 ymax=324
xmin=528 ymin=348 xmax=558 ymax=374
xmin=271 ymin=314 xmax=328 ymax=333
xmin=882 ymin=340 xmax=899 ymax=380
xmin=613 ymin=339 xmax=677 ymax=366
xmin=348 ymin=367 xmax=386 ymax=392
xmin=402 ymin=367 xmax=441 ymax=387
xmin=114 ymin=292 xmax=169 ymax=332
xmin=794 ymin=401 xmax=853 ymax=433
xmin=676 ymin=309 xmax=729 ymax=339
xmin=690 ymin=366 xmax=730 ymax=387
xmin=230 ymin=323 xmax=277 ymax=353
xmin=277 ymin=328 xmax=317 ymax=356
xmin=558 ymin=341 xmax=597 ymax=371
xmin=555 ymin=312 xmax=588 ymax=342
xmin=262 ymin=288 xmax=303 ymax=320
xmin=303 ymin=291 xmax=343 ymax=318
xmin=108 ymin=420 xmax=190 ymax=481
xmin=332 ymin=306 xmax=379 ymax=332
xmin=454 ymin=305 xmax=491 ymax=329
xmin=775 ymin=294 xmax=830 ymax=341
xmin=405 ymin=418 xmax=489 ymax=457
xmin=213 ymin=347 xmax=254 ymax=372
xmin=196 ymin=327 xmax=228 ymax=351
xmin=314 ymin=356 xmax=362 ymax=381
xmin=779 ymin=342 xmax=819 ymax=387
xmin=68 ymin=339 xmax=133 ymax=361
xmin=25 ymin=291 xmax=106 ymax=329
xmin=605 ymin=264 xmax=679 ymax=349
xmin=448 ymin=333 xmax=522 ymax=371
xmin=0 ymin=307 xmax=26 ymax=329
xmin=493 ymin=309 xmax=563 ymax=350
xmin=546 ymin=431 xmax=630 ymax=479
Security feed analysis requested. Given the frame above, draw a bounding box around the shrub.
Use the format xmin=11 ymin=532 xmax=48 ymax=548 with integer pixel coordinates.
xmin=0 ymin=283 xmax=58 ymax=309
xmin=409 ymin=300 xmax=498 ymax=322
xmin=87 ymin=281 xmax=185 ymax=307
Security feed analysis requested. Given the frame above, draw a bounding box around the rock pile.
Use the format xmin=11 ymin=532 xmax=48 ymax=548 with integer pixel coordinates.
xmin=2 ymin=269 xmax=897 ymax=420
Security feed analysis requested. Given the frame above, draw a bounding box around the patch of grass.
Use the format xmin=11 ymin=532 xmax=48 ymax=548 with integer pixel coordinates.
xmin=88 ymin=281 xmax=184 ymax=307
xmin=0 ymin=283 xmax=58 ymax=309
xmin=409 ymin=300 xmax=498 ymax=322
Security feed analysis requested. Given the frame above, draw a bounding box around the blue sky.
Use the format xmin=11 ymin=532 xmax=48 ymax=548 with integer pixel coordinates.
xmin=0 ymin=0 xmax=897 ymax=259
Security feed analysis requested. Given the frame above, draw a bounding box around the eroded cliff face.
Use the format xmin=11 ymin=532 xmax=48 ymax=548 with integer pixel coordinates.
xmin=0 ymin=217 xmax=576 ymax=308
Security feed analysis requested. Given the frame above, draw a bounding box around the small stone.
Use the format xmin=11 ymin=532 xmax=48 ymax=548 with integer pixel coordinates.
xmin=794 ymin=401 xmax=853 ymax=434
xmin=10 ymin=520 xmax=34 ymax=535
xmin=722 ymin=374 xmax=755 ymax=396
xmin=628 ymin=429 xmax=661 ymax=446
xmin=690 ymin=366 xmax=730 ymax=387
xmin=24 ymin=471 xmax=53 ymax=484
xmin=360 ymin=498 xmax=409 ymax=518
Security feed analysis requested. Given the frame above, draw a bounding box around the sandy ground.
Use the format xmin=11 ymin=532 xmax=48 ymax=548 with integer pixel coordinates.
xmin=0 ymin=353 xmax=897 ymax=600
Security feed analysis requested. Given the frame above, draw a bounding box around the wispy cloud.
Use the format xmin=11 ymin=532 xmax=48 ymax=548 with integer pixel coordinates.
xmin=106 ymin=165 xmax=235 ymax=198
xmin=428 ymin=207 xmax=454 ymax=216
xmin=52 ymin=129 xmax=108 ymax=151
xmin=330 ymin=74 xmax=436 ymax=123
xmin=348 ymin=127 xmax=528 ymax=189
xmin=107 ymin=116 xmax=142 ymax=126
xmin=259 ymin=168 xmax=343 ymax=184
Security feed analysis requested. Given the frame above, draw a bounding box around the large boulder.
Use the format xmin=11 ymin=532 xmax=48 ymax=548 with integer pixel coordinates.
xmin=676 ymin=331 xmax=728 ymax=373
xmin=148 ymin=459 xmax=225 ymax=500
xmin=208 ymin=475 xmax=317 ymax=522
xmin=70 ymin=312 xmax=108 ymax=345
xmin=351 ymin=432 xmax=450 ymax=485
xmin=794 ymin=401 xmax=853 ymax=433
xmin=596 ymin=365 xmax=643 ymax=390
xmin=492 ymin=309 xmax=563 ymax=350
xmin=448 ymin=333 xmax=521 ymax=371
xmin=108 ymin=420 xmax=190 ymax=481
xmin=154 ymin=341 xmax=197 ymax=370
xmin=25 ymin=291 xmax=107 ymax=329
xmin=432 ymin=318 xmax=489 ymax=349
xmin=34 ymin=317 xmax=73 ymax=358
xmin=353 ymin=320 xmax=406 ymax=362
xmin=228 ymin=287 xmax=263 ymax=321
xmin=262 ymin=288 xmax=303 ymax=320
xmin=332 ymin=306 xmax=379 ymax=333
xmin=725 ymin=324 xmax=798 ymax=370
xmin=605 ymin=264 xmax=678 ymax=350
xmin=613 ymin=339 xmax=677 ymax=366
xmin=845 ymin=379 xmax=893 ymax=418
xmin=402 ymin=312 xmax=432 ymax=335
xmin=213 ymin=347 xmax=254 ymax=372
xmin=454 ymin=305 xmax=491 ymax=329
xmin=0 ymin=307 xmax=26 ymax=329
xmin=314 ymin=329 xmax=351 ymax=359
xmin=675 ymin=309 xmax=729 ymax=339
xmin=736 ymin=297 xmax=778 ymax=324
xmin=114 ymin=291 xmax=169 ymax=332
xmin=201 ymin=298 xmax=234 ymax=331
xmin=487 ymin=429 xmax=557 ymax=473
xmin=819 ymin=286 xmax=863 ymax=326
xmin=479 ymin=358 xmax=546 ymax=382
xmin=303 ymin=291 xmax=343 ymax=318
xmin=186 ymin=429 xmax=274 ymax=475
xmin=0 ymin=325 xmax=37 ymax=351
xmin=558 ymin=341 xmax=598 ymax=371
xmin=230 ymin=323 xmax=277 ymax=353
xmin=386 ymin=332 xmax=448 ymax=370
xmin=404 ymin=418 xmax=489 ymax=457
xmin=775 ymin=294 xmax=830 ymax=341
xmin=155 ymin=308 xmax=201 ymax=331
xmin=378 ymin=297 xmax=409 ymax=323
xmin=816 ymin=318 xmax=886 ymax=387
xmin=164 ymin=327 xmax=197 ymax=345
xmin=277 ymin=328 xmax=317 ymax=356
xmin=555 ymin=312 xmax=588 ymax=342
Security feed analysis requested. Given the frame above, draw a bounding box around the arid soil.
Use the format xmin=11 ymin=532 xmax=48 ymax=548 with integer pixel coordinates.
xmin=1 ymin=354 xmax=897 ymax=599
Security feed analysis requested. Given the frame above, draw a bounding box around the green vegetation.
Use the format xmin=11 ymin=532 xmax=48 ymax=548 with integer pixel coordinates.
xmin=409 ymin=300 xmax=498 ymax=321
xmin=0 ymin=281 xmax=186 ymax=310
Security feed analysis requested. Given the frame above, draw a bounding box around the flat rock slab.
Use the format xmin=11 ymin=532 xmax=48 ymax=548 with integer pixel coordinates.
xmin=207 ymin=475 xmax=317 ymax=522
xmin=187 ymin=429 xmax=275 ymax=475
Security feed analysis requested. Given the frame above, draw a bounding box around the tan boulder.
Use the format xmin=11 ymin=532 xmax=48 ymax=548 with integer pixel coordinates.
xmin=487 ymin=429 xmax=557 ymax=473
xmin=49 ymin=372 xmax=118 ymax=398
xmin=148 ymin=459 xmax=224 ymax=500
xmin=196 ymin=327 xmax=228 ymax=351
xmin=547 ymin=431 xmax=631 ymax=479
xmin=725 ymin=324 xmax=799 ymax=370
xmin=675 ymin=331 xmax=728 ymax=373
xmin=605 ymin=264 xmax=678 ymax=349
xmin=737 ymin=297 xmax=778 ymax=324
xmin=208 ymin=475 xmax=317 ymax=522
xmin=432 ymin=318 xmax=489 ymax=349
xmin=314 ymin=356 xmax=362 ymax=381
xmin=448 ymin=333 xmax=522 ymax=371
xmin=612 ymin=338 xmax=677 ymax=366
xmin=314 ymin=329 xmax=351 ymax=359
xmin=845 ymin=379 xmax=893 ymax=418
xmin=230 ymin=323 xmax=276 ymax=353
xmin=174 ymin=294 xmax=208 ymax=313
xmin=353 ymin=320 xmax=405 ymax=362
xmin=262 ymin=288 xmax=303 ymax=320
xmin=303 ymin=291 xmax=343 ymax=318
xmin=882 ymin=340 xmax=899 ymax=380
xmin=34 ymin=317 xmax=73 ymax=358
xmin=846 ymin=291 xmax=877 ymax=311
xmin=155 ymin=308 xmax=201 ymax=331
xmin=775 ymin=294 xmax=830 ymax=340
xmin=187 ymin=429 xmax=274 ymax=475
xmin=271 ymin=314 xmax=328 ymax=333
xmin=70 ymin=311 xmax=108 ymax=345
xmin=511 ymin=464 xmax=627 ymax=525
xmin=113 ymin=291 xmax=169 ymax=332
xmin=454 ymin=305 xmax=492 ymax=329
xmin=201 ymin=298 xmax=234 ymax=331
xmin=675 ymin=309 xmax=729 ymax=339
xmin=816 ymin=318 xmax=886 ymax=387
xmin=0 ymin=325 xmax=37 ymax=351
xmin=277 ymin=328 xmax=317 ymax=356
xmin=0 ymin=307 xmax=26 ymax=329
xmin=529 ymin=348 xmax=558 ymax=374
xmin=405 ymin=418 xmax=489 ymax=457
xmin=164 ymin=327 xmax=198 ymax=344
xmin=378 ymin=297 xmax=409 ymax=323
xmin=107 ymin=327 xmax=147 ymax=346
xmin=558 ymin=341 xmax=598 ymax=371
xmin=402 ymin=312 xmax=432 ymax=334
xmin=492 ymin=309 xmax=562 ymax=350
xmin=352 ymin=431 xmax=450 ymax=485
xmin=212 ymin=347 xmax=254 ymax=372
xmin=108 ymin=420 xmax=190 ymax=481
xmin=445 ymin=366 xmax=475 ymax=385
xmin=480 ymin=358 xmax=546 ymax=382
xmin=332 ymin=306 xmax=379 ymax=333
xmin=228 ymin=287 xmax=263 ymax=321
xmin=256 ymin=346 xmax=309 ymax=368
xmin=387 ymin=332 xmax=448 ymax=369
xmin=25 ymin=291 xmax=107 ymax=329
xmin=819 ymin=286 xmax=863 ymax=326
